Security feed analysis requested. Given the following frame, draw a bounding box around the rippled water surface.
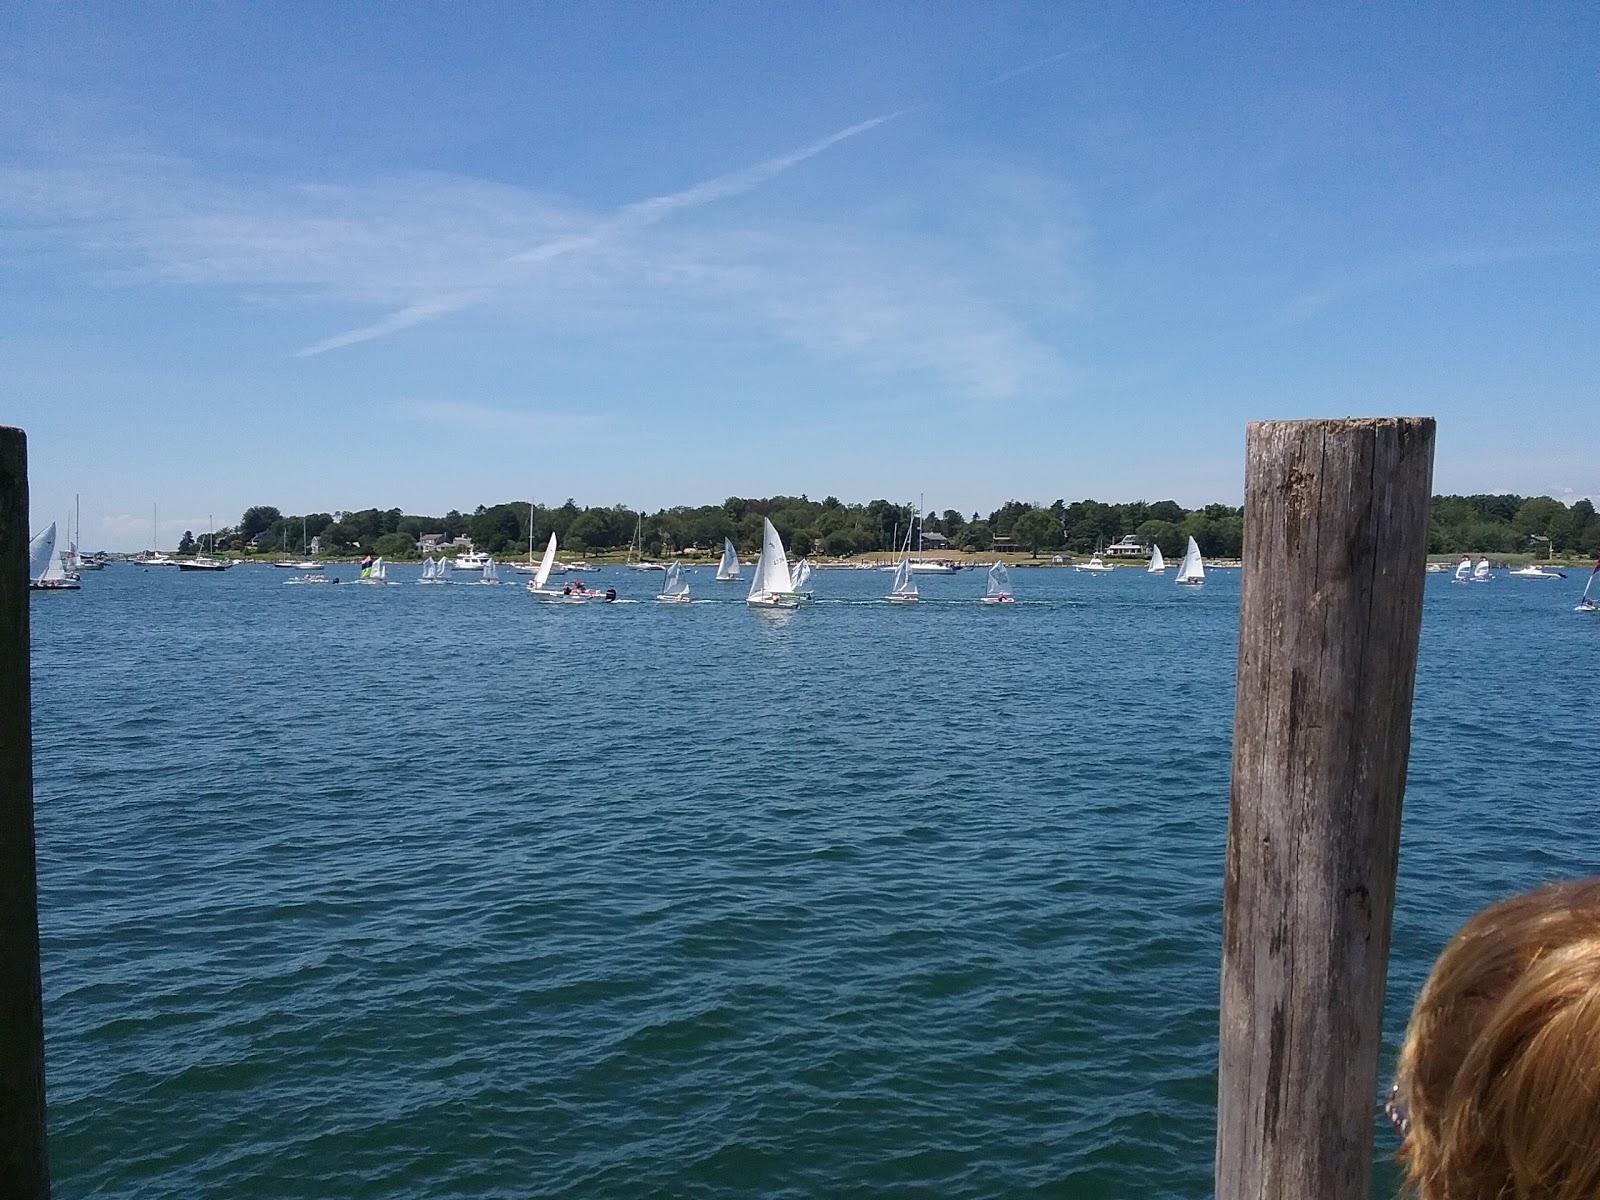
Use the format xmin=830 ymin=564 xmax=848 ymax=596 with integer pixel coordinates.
xmin=30 ymin=563 xmax=1600 ymax=1197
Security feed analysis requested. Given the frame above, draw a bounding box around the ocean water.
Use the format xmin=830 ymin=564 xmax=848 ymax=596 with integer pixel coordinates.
xmin=28 ymin=562 xmax=1600 ymax=1198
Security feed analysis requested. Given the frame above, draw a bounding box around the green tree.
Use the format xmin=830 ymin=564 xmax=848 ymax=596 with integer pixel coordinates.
xmin=1013 ymin=510 xmax=1062 ymax=556
xmin=239 ymin=506 xmax=281 ymax=541
xmin=178 ymin=530 xmax=196 ymax=554
xmin=373 ymin=532 xmax=415 ymax=559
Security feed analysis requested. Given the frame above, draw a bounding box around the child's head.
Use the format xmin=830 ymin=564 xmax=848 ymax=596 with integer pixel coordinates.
xmin=1395 ymin=879 xmax=1600 ymax=1199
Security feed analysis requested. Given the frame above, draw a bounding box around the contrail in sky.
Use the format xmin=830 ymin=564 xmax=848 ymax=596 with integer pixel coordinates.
xmin=295 ymin=112 xmax=903 ymax=357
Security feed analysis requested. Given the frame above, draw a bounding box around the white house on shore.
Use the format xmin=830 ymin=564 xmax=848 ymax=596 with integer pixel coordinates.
xmin=1106 ymin=534 xmax=1150 ymax=558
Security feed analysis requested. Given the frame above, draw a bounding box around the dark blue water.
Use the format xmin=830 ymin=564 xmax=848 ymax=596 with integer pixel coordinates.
xmin=29 ymin=563 xmax=1600 ymax=1198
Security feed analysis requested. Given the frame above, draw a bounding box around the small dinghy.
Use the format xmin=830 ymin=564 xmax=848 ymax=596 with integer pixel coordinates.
xmin=1453 ymin=555 xmax=1472 ymax=583
xmin=1147 ymin=544 xmax=1167 ymax=573
xmin=886 ymin=559 xmax=919 ymax=604
xmin=354 ymin=556 xmax=390 ymax=585
xmin=982 ymin=561 xmax=1015 ymax=604
xmin=1175 ymin=537 xmax=1205 ymax=586
xmin=656 ymin=563 xmax=691 ymax=604
xmin=1576 ymin=561 xmax=1600 ymax=613
xmin=1472 ymin=557 xmax=1492 ymax=583
xmin=28 ymin=523 xmax=80 ymax=591
xmin=715 ymin=537 xmax=741 ymax=581
xmin=747 ymin=518 xmax=802 ymax=609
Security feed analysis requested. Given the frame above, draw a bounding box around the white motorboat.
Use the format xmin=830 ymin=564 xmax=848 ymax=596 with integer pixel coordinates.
xmin=1509 ymin=564 xmax=1565 ymax=580
xmin=907 ymin=560 xmax=961 ymax=574
xmin=178 ymin=556 xmax=230 ymax=571
xmin=1075 ymin=552 xmax=1113 ymax=574
xmin=981 ymin=562 xmax=1015 ymax=604
xmin=453 ymin=550 xmax=490 ymax=571
xmin=1175 ymin=537 xmax=1205 ymax=586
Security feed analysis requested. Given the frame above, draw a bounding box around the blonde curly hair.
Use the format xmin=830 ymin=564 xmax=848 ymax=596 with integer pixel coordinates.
xmin=1395 ymin=878 xmax=1600 ymax=1200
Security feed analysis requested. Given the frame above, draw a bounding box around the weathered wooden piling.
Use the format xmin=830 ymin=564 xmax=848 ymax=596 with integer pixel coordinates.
xmin=0 ymin=426 xmax=48 ymax=1199
xmin=1216 ymin=417 xmax=1435 ymax=1200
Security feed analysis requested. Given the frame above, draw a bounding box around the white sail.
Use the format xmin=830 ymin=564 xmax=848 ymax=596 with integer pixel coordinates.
xmin=1584 ymin=567 xmax=1599 ymax=604
xmin=28 ymin=523 xmax=56 ymax=583
xmin=534 ymin=533 xmax=557 ymax=588
xmin=1473 ymin=558 xmax=1491 ymax=580
xmin=1454 ymin=556 xmax=1471 ymax=581
xmin=987 ymin=562 xmax=1011 ymax=597
xmin=661 ymin=563 xmax=689 ymax=597
xmin=792 ymin=559 xmax=813 ymax=591
xmin=1176 ymin=537 xmax=1205 ymax=584
xmin=748 ymin=517 xmax=794 ymax=600
xmin=39 ymin=525 xmax=69 ymax=584
xmin=716 ymin=537 xmax=740 ymax=581
xmin=890 ymin=560 xmax=917 ymax=596
xmin=482 ymin=558 xmax=498 ymax=583
xmin=1148 ymin=544 xmax=1166 ymax=573
xmin=438 ymin=557 xmax=451 ymax=580
xmin=371 ymin=557 xmax=386 ymax=581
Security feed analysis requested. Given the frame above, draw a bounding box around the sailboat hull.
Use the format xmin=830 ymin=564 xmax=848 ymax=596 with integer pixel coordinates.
xmin=981 ymin=595 xmax=1015 ymax=604
xmin=885 ymin=594 xmax=919 ymax=604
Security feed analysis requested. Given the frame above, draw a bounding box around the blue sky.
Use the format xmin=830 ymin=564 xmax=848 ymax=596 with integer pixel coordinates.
xmin=3 ymin=3 xmax=1596 ymax=549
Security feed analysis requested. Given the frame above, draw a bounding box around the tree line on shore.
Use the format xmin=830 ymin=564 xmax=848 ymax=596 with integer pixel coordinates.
xmin=187 ymin=492 xmax=1600 ymax=562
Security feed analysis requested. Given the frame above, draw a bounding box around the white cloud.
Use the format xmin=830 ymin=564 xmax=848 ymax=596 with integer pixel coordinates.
xmin=0 ymin=140 xmax=1080 ymax=402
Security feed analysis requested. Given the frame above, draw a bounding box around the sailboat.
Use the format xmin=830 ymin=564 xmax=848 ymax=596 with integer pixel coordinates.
xmin=1472 ymin=557 xmax=1492 ymax=583
xmin=627 ymin=512 xmax=665 ymax=571
xmin=885 ymin=558 xmax=919 ymax=604
xmin=1175 ymin=537 xmax=1205 ymax=586
xmin=656 ymin=563 xmax=691 ymax=604
xmin=526 ymin=533 xmax=565 ymax=598
xmin=355 ymin=556 xmax=389 ymax=585
xmin=475 ymin=558 xmax=500 ymax=585
xmin=179 ymin=514 xmax=231 ymax=570
xmin=139 ymin=504 xmax=177 ymax=565
xmin=417 ymin=556 xmax=446 ymax=585
xmin=716 ymin=537 xmax=741 ymax=581
xmin=747 ymin=518 xmax=801 ymax=608
xmin=1576 ymin=560 xmax=1599 ymax=613
xmin=982 ymin=562 xmax=1015 ymax=604
xmin=791 ymin=558 xmax=814 ymax=595
xmin=1453 ymin=555 xmax=1472 ymax=583
xmin=1148 ymin=544 xmax=1167 ymax=573
xmin=28 ymin=523 xmax=80 ymax=590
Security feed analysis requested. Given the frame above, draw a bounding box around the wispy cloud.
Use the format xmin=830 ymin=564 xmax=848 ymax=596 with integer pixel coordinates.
xmin=295 ymin=112 xmax=904 ymax=357
xmin=0 ymin=126 xmax=1077 ymax=402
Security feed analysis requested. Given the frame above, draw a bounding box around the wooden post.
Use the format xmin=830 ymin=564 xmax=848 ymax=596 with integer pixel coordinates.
xmin=1216 ymin=417 xmax=1435 ymax=1200
xmin=0 ymin=426 xmax=48 ymax=1199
